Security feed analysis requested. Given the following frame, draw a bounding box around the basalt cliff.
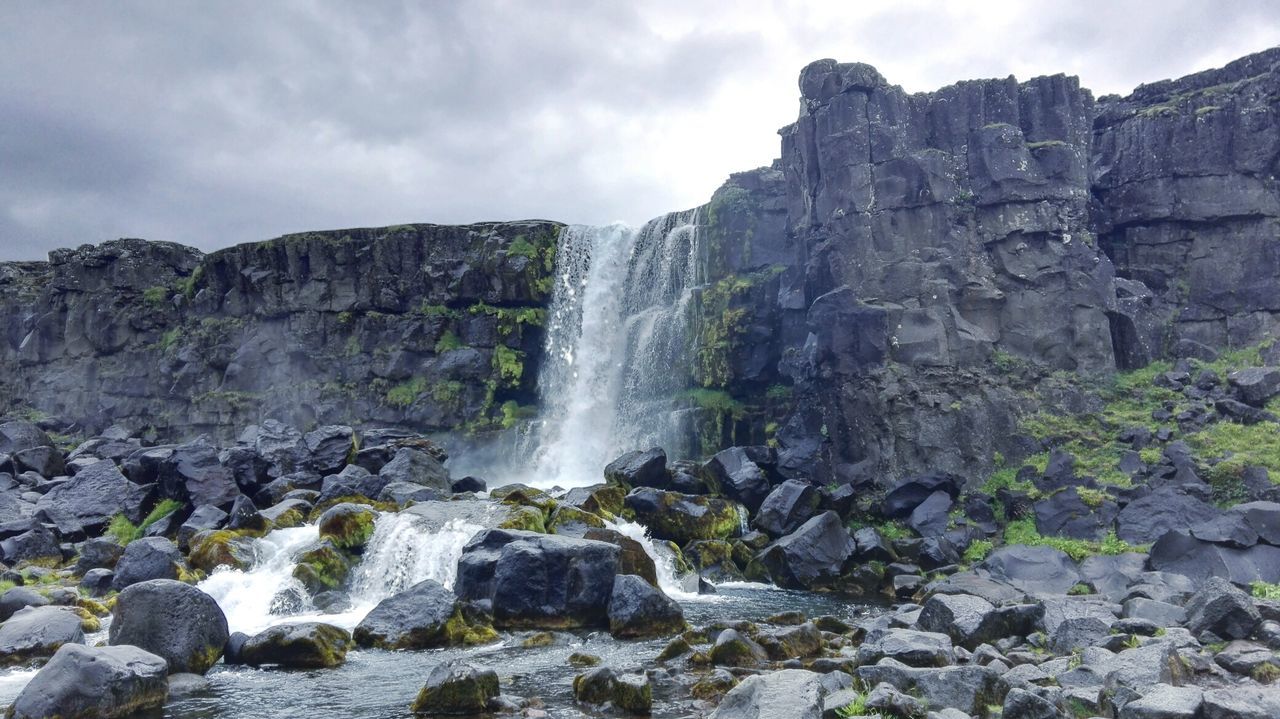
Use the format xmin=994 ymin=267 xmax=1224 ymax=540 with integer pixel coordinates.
xmin=2 ymin=49 xmax=1279 ymax=489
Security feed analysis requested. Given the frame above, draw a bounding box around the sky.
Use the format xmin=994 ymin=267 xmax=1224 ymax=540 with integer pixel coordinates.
xmin=2 ymin=1 xmax=1278 ymax=261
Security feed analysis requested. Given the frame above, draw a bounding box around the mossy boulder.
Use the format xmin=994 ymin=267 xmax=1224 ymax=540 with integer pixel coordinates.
xmin=260 ymin=499 xmax=310 ymax=530
xmin=291 ymin=540 xmax=352 ymax=594
xmin=411 ymin=660 xmax=499 ymax=715
xmin=239 ymin=622 xmax=351 ymax=668
xmin=573 ymin=667 xmax=652 ymax=714
xmin=710 ymin=628 xmax=767 ymax=667
xmin=498 ymin=505 xmax=546 ymax=534
xmin=187 ymin=530 xmax=256 ymax=573
xmin=492 ymin=484 xmax=557 ymax=513
xmin=547 ymin=505 xmax=606 ymax=535
xmin=623 ymin=487 xmax=744 ymax=544
xmin=317 ymin=503 xmax=378 ymax=551
xmin=353 ymin=579 xmax=496 ymax=650
xmin=562 ymin=484 xmax=627 ymax=518
xmin=686 ymin=539 xmax=745 ymax=582
xmin=583 ymin=528 xmax=659 ymax=587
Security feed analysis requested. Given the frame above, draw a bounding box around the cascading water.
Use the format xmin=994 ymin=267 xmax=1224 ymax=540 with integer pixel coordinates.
xmin=198 ymin=512 xmax=486 ymax=634
xmin=524 ymin=209 xmax=704 ymax=488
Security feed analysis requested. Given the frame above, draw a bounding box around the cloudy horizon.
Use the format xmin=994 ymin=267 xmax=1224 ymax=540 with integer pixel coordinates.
xmin=3 ymin=1 xmax=1278 ymax=261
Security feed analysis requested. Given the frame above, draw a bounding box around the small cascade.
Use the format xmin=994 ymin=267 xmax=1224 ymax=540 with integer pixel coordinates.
xmin=198 ymin=525 xmax=320 ymax=635
xmin=199 ymin=511 xmax=487 ymax=635
xmin=525 ymin=210 xmax=704 ymax=488
xmin=348 ymin=513 xmax=483 ymax=600
xmin=610 ymin=519 xmax=706 ymax=602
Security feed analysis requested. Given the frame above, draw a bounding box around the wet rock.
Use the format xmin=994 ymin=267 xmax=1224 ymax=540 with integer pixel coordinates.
xmin=455 ymin=529 xmax=619 ymax=629
xmin=187 ymin=530 xmax=256 ymax=573
xmin=450 ymin=476 xmax=486 ymax=494
xmin=109 ymin=579 xmax=229 ymax=674
xmin=754 ymin=480 xmax=821 ymax=537
xmin=34 ymin=459 xmax=147 ymax=537
xmin=259 ymin=498 xmax=310 ymax=529
xmin=411 ymin=660 xmax=499 ymax=715
xmin=1185 ymin=576 xmax=1261 ymax=640
xmin=6 ymin=644 xmax=168 ymax=719
xmin=572 ymin=666 xmax=651 ymax=714
xmin=354 ymin=579 xmax=478 ymax=650
xmin=857 ymin=628 xmax=953 ymax=668
xmin=710 ymin=628 xmax=768 ymax=667
xmin=317 ymin=503 xmax=378 ymax=550
xmin=239 ymin=622 xmax=351 ymax=668
xmin=0 ymin=606 xmax=84 ymax=666
xmin=582 ymin=528 xmax=658 ymax=587
xmin=111 ymin=536 xmax=183 ymax=590
xmin=710 ymin=668 xmax=825 ymax=719
xmin=607 ymin=574 xmax=684 ymax=639
xmin=604 ymin=447 xmax=668 ymax=488
xmin=623 ymin=487 xmax=744 ymax=544
xmin=167 ymin=672 xmax=210 ymax=699
xmin=757 ymin=511 xmax=855 ymax=590
xmin=291 ymin=539 xmax=352 ymax=594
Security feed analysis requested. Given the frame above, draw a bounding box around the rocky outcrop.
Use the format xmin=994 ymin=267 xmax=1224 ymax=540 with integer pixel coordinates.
xmin=0 ymin=222 xmax=560 ymax=439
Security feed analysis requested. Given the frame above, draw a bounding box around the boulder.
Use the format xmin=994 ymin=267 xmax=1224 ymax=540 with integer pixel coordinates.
xmin=108 ymin=579 xmax=229 ymax=674
xmin=623 ymin=487 xmax=744 ymax=544
xmin=378 ymin=447 xmax=450 ymax=491
xmin=111 ymin=537 xmax=183 ymax=590
xmin=607 ymin=574 xmax=684 ymax=639
xmin=1201 ymin=686 xmax=1280 ymax=719
xmin=1122 ymin=598 xmax=1187 ymax=627
xmin=1116 ymin=488 xmax=1219 ymax=544
xmin=916 ymin=592 xmax=1018 ymax=649
xmin=80 ymin=568 xmax=113 ymax=597
xmin=856 ymin=628 xmax=953 ymax=668
xmin=176 ymin=505 xmax=228 ymax=549
xmin=0 ymin=525 xmax=61 ymax=565
xmin=908 ymin=489 xmax=953 ymax=538
xmin=0 ymin=586 xmax=49 ymax=621
xmin=709 ymin=668 xmax=826 ymax=719
xmin=980 ymin=545 xmax=1080 ymax=595
xmin=754 ymin=480 xmax=820 ymax=537
xmin=302 ymin=425 xmax=354 ymax=475
xmin=855 ymin=663 xmax=1009 ymax=715
xmin=883 ymin=473 xmax=963 ymax=519
xmin=410 ymin=660 xmax=499 ymax=715
xmin=1185 ymin=576 xmax=1261 ymax=640
xmin=1117 ymin=684 xmax=1203 ymax=719
xmin=604 ymin=448 xmax=668 ymax=488
xmin=1229 ymin=367 xmax=1280 ymax=406
xmin=573 ymin=666 xmax=651 ymax=714
xmin=1034 ymin=487 xmax=1118 ymax=541
xmin=454 ymin=529 xmax=619 ymax=629
xmin=187 ymin=530 xmax=257 ymax=573
xmin=6 ymin=644 xmax=167 ymax=719
xmin=353 ymin=579 xmax=466 ymax=650
xmin=239 ymin=622 xmax=351 ymax=668
xmin=1002 ymin=687 xmax=1061 ymax=719
xmin=710 ymin=628 xmax=768 ymax=667
xmin=757 ymin=512 xmax=855 ymax=590
xmin=0 ymin=422 xmax=53 ymax=456
xmin=158 ymin=441 xmax=240 ymax=509
xmin=0 ymin=606 xmax=84 ymax=665
xmin=582 ymin=528 xmax=658 ymax=587
xmin=73 ymin=537 xmax=125 ymax=575
xmin=1232 ymin=501 xmax=1280 ymax=545
xmin=34 ymin=460 xmax=143 ymax=535
xmin=703 ymin=447 xmax=773 ymax=512
xmin=1148 ymin=530 xmax=1280 ymax=584
xmin=317 ymin=503 xmax=378 ymax=550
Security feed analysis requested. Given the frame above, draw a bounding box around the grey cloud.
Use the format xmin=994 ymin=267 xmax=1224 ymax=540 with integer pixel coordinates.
xmin=1 ymin=1 xmax=1277 ymax=260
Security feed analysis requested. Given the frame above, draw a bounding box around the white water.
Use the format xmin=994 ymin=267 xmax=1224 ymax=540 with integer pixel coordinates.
xmin=524 ymin=211 xmax=704 ymax=489
xmin=610 ymin=519 xmax=711 ymax=603
xmin=198 ymin=512 xmax=485 ymax=635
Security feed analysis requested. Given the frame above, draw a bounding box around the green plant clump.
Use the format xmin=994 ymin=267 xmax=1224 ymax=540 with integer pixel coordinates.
xmin=107 ymin=499 xmax=184 ymax=545
xmin=1252 ymin=581 xmax=1280 ymax=600
xmin=962 ymin=539 xmax=993 ymax=564
xmin=386 ymin=378 xmax=428 ymax=408
xmin=434 ymin=330 xmax=464 ymax=354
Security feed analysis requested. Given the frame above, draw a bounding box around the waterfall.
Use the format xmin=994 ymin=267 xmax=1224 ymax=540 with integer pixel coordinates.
xmin=198 ymin=511 xmax=486 ymax=634
xmin=525 ymin=210 xmax=703 ymax=489
xmin=609 ymin=519 xmax=704 ymax=601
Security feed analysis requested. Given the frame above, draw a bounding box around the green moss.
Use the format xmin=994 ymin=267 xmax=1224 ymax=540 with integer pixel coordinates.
xmin=157 ymin=327 xmax=182 ymax=352
xmin=176 ymin=265 xmax=205 ymax=299
xmin=507 ymin=236 xmax=539 ymax=260
xmin=292 ymin=540 xmax=352 ymax=593
xmin=684 ymin=388 xmax=745 ymax=418
xmin=962 ymin=539 xmax=993 ymax=564
xmin=1253 ymin=581 xmax=1280 ymax=600
xmin=318 ymin=505 xmax=377 ymax=550
xmin=142 ymin=286 xmax=170 ymax=308
xmin=106 ymin=514 xmax=139 ymax=545
xmin=434 ymin=330 xmax=464 ymax=354
xmin=693 ymin=269 xmax=783 ymax=389
xmin=1003 ymin=519 xmax=1144 ymax=561
xmin=492 ymin=345 xmax=524 ymax=387
xmin=499 ymin=400 xmax=536 ymax=429
xmin=1075 ymin=487 xmax=1110 ymax=509
xmin=1187 ymin=419 xmax=1280 ymax=499
xmin=499 ymin=505 xmax=547 ymax=534
xmin=188 ymin=530 xmax=256 ymax=572
xmin=385 ymin=378 xmax=428 ymax=408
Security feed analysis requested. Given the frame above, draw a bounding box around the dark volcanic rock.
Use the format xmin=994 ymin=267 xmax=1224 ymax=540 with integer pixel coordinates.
xmin=111 ymin=537 xmax=183 ymax=590
xmin=454 ymin=529 xmax=619 ymax=629
xmin=0 ymin=606 xmax=84 ymax=666
xmin=883 ymin=473 xmax=963 ymax=519
xmin=623 ymin=487 xmax=743 ymax=544
xmin=353 ymin=579 xmax=461 ymax=650
xmin=411 ymin=660 xmax=499 ymax=715
xmin=1185 ymin=576 xmax=1261 ymax=640
xmin=753 ymin=479 xmax=820 ymax=537
xmin=757 ymin=511 xmax=855 ymax=589
xmin=703 ymin=447 xmax=773 ymax=512
xmin=604 ymin=448 xmax=668 ymax=488
xmin=109 ymin=579 xmax=229 ymax=674
xmin=607 ymin=574 xmax=684 ymax=639
xmin=980 ymin=545 xmax=1080 ymax=595
xmin=7 ymin=644 xmax=168 ymax=719
xmin=239 ymin=622 xmax=351 ymax=668
xmin=35 ymin=459 xmax=148 ymax=537
xmin=1116 ymin=487 xmax=1219 ymax=544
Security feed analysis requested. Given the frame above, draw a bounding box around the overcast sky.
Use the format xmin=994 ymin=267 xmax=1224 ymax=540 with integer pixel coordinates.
xmin=2 ymin=1 xmax=1278 ymax=261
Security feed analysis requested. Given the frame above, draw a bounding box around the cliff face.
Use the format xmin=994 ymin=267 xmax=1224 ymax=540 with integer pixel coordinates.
xmin=1094 ymin=48 xmax=1280 ymax=366
xmin=702 ymin=49 xmax=1280 ymax=484
xmin=1 ymin=50 xmax=1277 ymax=485
xmin=0 ymin=223 xmax=560 ymax=439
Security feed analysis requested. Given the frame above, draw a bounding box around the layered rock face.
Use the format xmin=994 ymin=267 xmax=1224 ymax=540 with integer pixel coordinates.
xmin=0 ymin=223 xmax=559 ymax=438
xmin=1094 ymin=48 xmax=1280 ymax=364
